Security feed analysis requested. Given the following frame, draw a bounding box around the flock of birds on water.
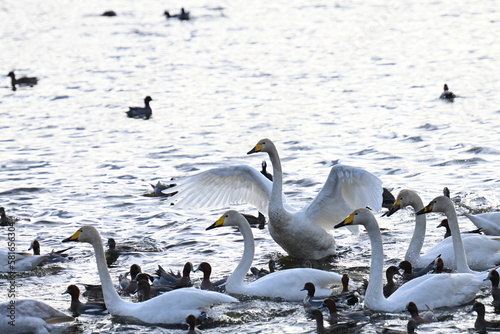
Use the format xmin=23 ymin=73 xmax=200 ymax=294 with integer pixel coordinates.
xmin=2 ymin=6 xmax=497 ymax=334
xmin=2 ymin=135 xmax=500 ymax=333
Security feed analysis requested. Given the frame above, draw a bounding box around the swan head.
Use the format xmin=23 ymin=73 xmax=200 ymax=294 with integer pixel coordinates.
xmin=247 ymin=138 xmax=275 ymax=155
xmin=415 ymin=195 xmax=453 ymax=215
xmin=206 ymin=210 xmax=245 ymax=230
xmin=62 ymin=225 xmax=100 ymax=244
xmin=334 ymin=208 xmax=374 ymax=229
xmin=385 ymin=189 xmax=418 ymax=217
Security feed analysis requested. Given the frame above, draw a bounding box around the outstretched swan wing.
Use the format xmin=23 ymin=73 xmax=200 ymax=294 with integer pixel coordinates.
xmin=165 ymin=165 xmax=272 ymax=214
xmin=305 ymin=164 xmax=383 ymax=230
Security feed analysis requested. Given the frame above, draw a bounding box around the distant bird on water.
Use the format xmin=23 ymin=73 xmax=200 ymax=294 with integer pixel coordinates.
xmin=101 ymin=10 xmax=117 ymax=17
xmin=439 ymin=84 xmax=456 ymax=102
xmin=126 ymin=96 xmax=153 ymax=120
xmin=164 ymin=8 xmax=190 ymax=20
xmin=7 ymin=71 xmax=38 ymax=91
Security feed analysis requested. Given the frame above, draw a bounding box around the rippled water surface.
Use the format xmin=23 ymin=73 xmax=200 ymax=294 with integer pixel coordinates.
xmin=1 ymin=0 xmax=500 ymax=333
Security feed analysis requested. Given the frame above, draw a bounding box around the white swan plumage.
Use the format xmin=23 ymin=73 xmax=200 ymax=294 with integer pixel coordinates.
xmin=0 ymin=250 xmax=48 ymax=272
xmin=62 ymin=226 xmax=237 ymax=325
xmin=334 ymin=208 xmax=482 ymax=312
xmin=465 ymin=212 xmax=500 ymax=236
xmin=166 ymin=138 xmax=383 ymax=259
xmin=206 ymin=210 xmax=344 ymax=301
xmin=0 ymin=299 xmax=74 ymax=334
xmin=386 ymin=189 xmax=500 ymax=271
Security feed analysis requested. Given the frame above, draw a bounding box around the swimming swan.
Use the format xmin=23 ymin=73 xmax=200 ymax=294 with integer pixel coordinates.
xmin=386 ymin=189 xmax=500 ymax=271
xmin=0 ymin=249 xmax=48 ymax=272
xmin=0 ymin=299 xmax=73 ymax=333
xmin=206 ymin=210 xmax=344 ymax=301
xmin=334 ymin=208 xmax=482 ymax=312
xmin=465 ymin=212 xmax=500 ymax=235
xmin=167 ymin=138 xmax=383 ymax=259
xmin=62 ymin=226 xmax=238 ymax=325
xmin=415 ymin=195 xmax=500 ymax=273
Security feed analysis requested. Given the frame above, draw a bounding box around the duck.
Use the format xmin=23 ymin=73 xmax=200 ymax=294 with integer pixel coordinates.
xmin=431 ymin=257 xmax=452 ymax=274
xmin=439 ymin=84 xmax=456 ymax=101
xmin=196 ymin=262 xmax=226 ymax=292
xmin=155 ymin=262 xmax=194 ymax=288
xmin=415 ymin=195 xmax=500 ymax=273
xmin=337 ymin=274 xmax=359 ymax=306
xmin=322 ymin=298 xmax=369 ymax=324
xmin=185 ymin=314 xmax=202 ymax=334
xmin=0 ymin=249 xmax=48 ymax=272
xmin=120 ymin=264 xmax=143 ymax=292
xmin=398 ymin=260 xmax=435 ymax=282
xmin=0 ymin=207 xmax=18 ymax=226
xmin=310 ymin=309 xmax=352 ymax=334
xmin=383 ymin=266 xmax=400 ymax=298
xmin=206 ymin=210 xmax=344 ymax=301
xmin=0 ymin=299 xmax=73 ymax=333
xmin=250 ymin=259 xmax=276 ymax=279
xmin=29 ymin=239 xmax=73 ymax=264
xmin=382 ymin=188 xmax=396 ymax=209
xmin=302 ymin=282 xmax=332 ymax=309
xmin=484 ymin=269 xmax=500 ymax=310
xmin=405 ymin=301 xmax=437 ymax=324
xmin=7 ymin=71 xmax=37 ymax=91
xmin=167 ymin=138 xmax=383 ymax=259
xmin=106 ymin=237 xmax=136 ymax=266
xmin=126 ymin=96 xmax=152 ymax=120
xmin=473 ymin=302 xmax=500 ymax=330
xmin=260 ymin=160 xmax=273 ymax=181
xmin=63 ymin=285 xmax=107 ymax=316
xmin=150 ymin=180 xmax=177 ymax=197
xmin=464 ymin=212 xmax=500 ymax=236
xmin=437 ymin=218 xmax=481 ymax=239
xmin=62 ymin=225 xmax=238 ymax=324
xmin=334 ymin=208 xmax=483 ymax=312
xmin=164 ymin=8 xmax=190 ymax=20
xmin=386 ymin=189 xmax=500 ymax=271
xmin=101 ymin=10 xmax=116 ymax=16
xmin=134 ymin=279 xmax=152 ymax=302
xmin=242 ymin=212 xmax=266 ymax=230
xmin=135 ymin=273 xmax=173 ymax=298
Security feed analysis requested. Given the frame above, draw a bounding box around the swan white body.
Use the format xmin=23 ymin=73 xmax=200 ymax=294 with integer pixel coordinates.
xmin=62 ymin=226 xmax=237 ymax=325
xmin=335 ymin=208 xmax=482 ymax=312
xmin=387 ymin=190 xmax=500 ymax=271
xmin=0 ymin=250 xmax=48 ymax=272
xmin=465 ymin=212 xmax=500 ymax=236
xmin=207 ymin=210 xmax=344 ymax=301
xmin=167 ymin=138 xmax=383 ymax=259
xmin=0 ymin=299 xmax=73 ymax=334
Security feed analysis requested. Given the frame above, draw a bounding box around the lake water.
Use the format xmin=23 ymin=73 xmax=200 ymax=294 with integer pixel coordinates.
xmin=1 ymin=0 xmax=499 ymax=333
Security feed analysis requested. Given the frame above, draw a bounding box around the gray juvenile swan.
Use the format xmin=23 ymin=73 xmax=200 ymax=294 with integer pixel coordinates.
xmin=62 ymin=226 xmax=237 ymax=325
xmin=166 ymin=138 xmax=383 ymax=259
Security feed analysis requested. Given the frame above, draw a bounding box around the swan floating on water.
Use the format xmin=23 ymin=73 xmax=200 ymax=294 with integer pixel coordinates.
xmin=386 ymin=189 xmax=500 ymax=271
xmin=166 ymin=138 xmax=383 ymax=259
xmin=206 ymin=210 xmax=344 ymax=301
xmin=62 ymin=225 xmax=238 ymax=325
xmin=334 ymin=208 xmax=482 ymax=312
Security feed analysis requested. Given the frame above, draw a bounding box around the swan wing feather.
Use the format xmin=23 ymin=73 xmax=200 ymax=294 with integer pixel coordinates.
xmin=305 ymin=165 xmax=383 ymax=229
xmin=166 ymin=165 xmax=273 ymax=214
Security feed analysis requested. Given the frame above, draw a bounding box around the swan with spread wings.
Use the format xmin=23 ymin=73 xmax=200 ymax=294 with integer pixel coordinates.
xmin=166 ymin=138 xmax=383 ymax=259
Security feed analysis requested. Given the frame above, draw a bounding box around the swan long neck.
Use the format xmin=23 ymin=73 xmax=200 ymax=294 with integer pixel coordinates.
xmin=266 ymin=143 xmax=284 ymax=210
xmin=445 ymin=203 xmax=472 ymax=273
xmin=90 ymin=232 xmax=125 ymax=309
xmin=227 ymin=216 xmax=255 ymax=286
xmin=405 ymin=195 xmax=426 ymax=264
xmin=364 ymin=216 xmax=386 ymax=304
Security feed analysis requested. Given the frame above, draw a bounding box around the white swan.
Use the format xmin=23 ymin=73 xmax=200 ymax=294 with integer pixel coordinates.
xmin=0 ymin=249 xmax=48 ymax=272
xmin=206 ymin=210 xmax=344 ymax=301
xmin=465 ymin=212 xmax=500 ymax=235
xmin=62 ymin=226 xmax=237 ymax=325
xmin=166 ymin=138 xmax=383 ymax=259
xmin=334 ymin=208 xmax=482 ymax=312
xmin=0 ymin=299 xmax=74 ymax=334
xmin=386 ymin=189 xmax=500 ymax=271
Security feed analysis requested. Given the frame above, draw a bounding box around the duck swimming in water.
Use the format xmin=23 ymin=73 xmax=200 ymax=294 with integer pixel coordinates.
xmin=7 ymin=71 xmax=38 ymax=91
xmin=126 ymin=96 xmax=153 ymax=120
